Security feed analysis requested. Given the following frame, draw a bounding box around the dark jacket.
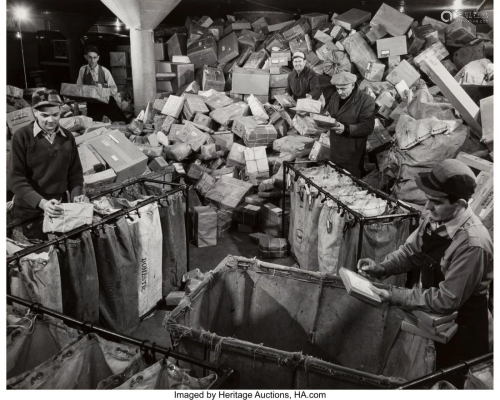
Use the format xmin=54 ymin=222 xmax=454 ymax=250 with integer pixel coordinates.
xmin=8 ymin=122 xmax=84 ymax=209
xmin=326 ymin=86 xmax=375 ymax=178
xmin=286 ymin=66 xmax=321 ymax=100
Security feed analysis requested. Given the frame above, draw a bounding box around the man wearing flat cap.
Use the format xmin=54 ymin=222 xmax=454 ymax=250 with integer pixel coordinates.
xmin=358 ymin=159 xmax=492 ymax=377
xmin=8 ymin=89 xmax=84 ymax=240
xmin=286 ymin=51 xmax=321 ymax=101
xmin=326 ymin=71 xmax=375 ymax=178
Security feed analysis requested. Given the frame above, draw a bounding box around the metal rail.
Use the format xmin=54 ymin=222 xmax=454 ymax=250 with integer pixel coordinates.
xmin=282 ymin=160 xmax=420 ymax=263
xmin=396 ymin=353 xmax=493 ymax=389
xmin=7 ymin=183 xmax=185 ymax=264
xmin=7 ymin=294 xmax=233 ymax=389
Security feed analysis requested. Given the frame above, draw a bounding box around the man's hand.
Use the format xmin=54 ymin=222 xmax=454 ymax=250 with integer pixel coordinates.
xmin=357 ymin=258 xmax=386 ymax=279
xmin=39 ymin=199 xmax=63 ymax=218
xmin=305 ymin=93 xmax=312 ymax=99
xmin=370 ymin=283 xmax=392 ymax=303
xmin=332 ymin=122 xmax=345 ymax=135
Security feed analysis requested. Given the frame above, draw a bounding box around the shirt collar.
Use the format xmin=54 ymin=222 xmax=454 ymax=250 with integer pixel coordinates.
xmin=33 ymin=121 xmax=65 ymax=138
xmin=87 ymin=64 xmax=99 ymax=73
xmin=426 ymin=206 xmax=475 ymax=239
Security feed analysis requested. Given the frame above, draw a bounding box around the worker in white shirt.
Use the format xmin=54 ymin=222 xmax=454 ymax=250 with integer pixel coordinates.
xmin=76 ymin=45 xmax=126 ymax=122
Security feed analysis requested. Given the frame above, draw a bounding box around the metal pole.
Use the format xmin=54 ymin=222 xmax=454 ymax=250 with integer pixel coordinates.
xmin=396 ymin=353 xmax=493 ymax=389
xmin=282 ymin=161 xmax=287 ymax=237
xmin=356 ymin=219 xmax=364 ymax=263
xmin=7 ymin=294 xmax=227 ymax=374
xmin=185 ymin=187 xmax=190 ymax=272
xmin=18 ymin=19 xmax=28 ymax=89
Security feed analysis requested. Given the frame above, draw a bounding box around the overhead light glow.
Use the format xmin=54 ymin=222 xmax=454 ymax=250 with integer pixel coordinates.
xmin=16 ymin=32 xmax=21 ymax=38
xmin=13 ymin=6 xmax=29 ymax=21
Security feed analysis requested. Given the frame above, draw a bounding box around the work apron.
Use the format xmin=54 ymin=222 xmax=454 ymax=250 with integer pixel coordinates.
xmin=82 ymin=66 xmax=125 ymax=122
xmin=420 ymin=225 xmax=489 ymax=370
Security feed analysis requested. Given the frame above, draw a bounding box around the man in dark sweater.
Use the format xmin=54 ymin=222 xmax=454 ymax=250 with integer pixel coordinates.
xmin=76 ymin=45 xmax=126 ymax=122
xmin=286 ymin=51 xmax=321 ymax=101
xmin=326 ymin=71 xmax=375 ymax=178
xmin=8 ymin=89 xmax=84 ymax=240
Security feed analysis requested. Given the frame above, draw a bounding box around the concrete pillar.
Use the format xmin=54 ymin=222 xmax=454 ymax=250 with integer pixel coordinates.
xmin=130 ymin=28 xmax=156 ymax=114
xmin=100 ymin=0 xmax=183 ymax=115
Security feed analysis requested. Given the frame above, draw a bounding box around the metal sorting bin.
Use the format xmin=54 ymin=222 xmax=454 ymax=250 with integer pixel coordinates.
xmin=166 ymin=255 xmax=435 ymax=389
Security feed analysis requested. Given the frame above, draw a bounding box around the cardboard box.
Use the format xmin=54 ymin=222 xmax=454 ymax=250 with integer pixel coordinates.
xmin=156 ymin=81 xmax=173 ymax=93
xmin=270 ymin=66 xmax=282 ymax=75
xmin=414 ymin=41 xmax=449 ymax=68
xmin=422 ymin=56 xmax=482 ymax=135
xmin=296 ymin=98 xmax=322 ymax=114
xmin=226 ymin=142 xmax=247 ymax=167
xmin=78 ymin=144 xmax=103 ymax=175
xmin=194 ymin=172 xmax=217 ymax=196
xmin=342 ymin=32 xmax=379 ymax=67
xmin=385 ymin=59 xmax=420 ymax=88
xmin=161 ymin=95 xmax=185 ymax=118
xmin=376 ymin=36 xmax=407 ymax=58
xmin=224 ymin=22 xmax=252 ymax=35
xmin=232 ymin=116 xmax=267 ymax=138
xmin=210 ymin=101 xmax=249 ymax=126
xmin=316 ymin=41 xmax=338 ymax=61
xmin=302 ymin=12 xmax=329 ymax=30
xmin=212 ymin=132 xmax=234 ymax=152
xmin=333 ymin=8 xmax=371 ymax=30
xmin=480 ymin=96 xmax=493 ymax=144
xmin=204 ymin=92 xmax=233 ymax=110
xmin=184 ymin=94 xmax=210 ymax=116
xmin=258 ymin=237 xmax=288 ymax=258
xmin=176 ymin=121 xmax=209 ymax=152
xmin=218 ymin=32 xmax=239 ymax=63
xmin=365 ymin=24 xmax=387 ymax=45
xmin=251 ymin=17 xmax=268 ymax=33
xmin=83 ymin=168 xmax=116 ymax=187
xmin=193 ymin=112 xmax=212 ymax=128
xmin=262 ymin=20 xmax=294 ymax=34
xmin=289 ymin=36 xmax=311 ymax=55
xmin=148 ymin=156 xmax=169 ymax=172
xmin=370 ymin=3 xmax=414 ymax=37
xmin=292 ymin=115 xmax=318 ymax=135
xmin=309 ymin=140 xmax=330 ymax=162
xmin=187 ymin=36 xmax=218 ymax=69
xmin=269 ymin=73 xmax=288 ymax=88
xmin=469 ymin=171 xmax=493 ymax=228
xmin=7 ymin=85 xmax=23 ymax=98
xmin=446 ymin=18 xmax=476 ymax=44
xmin=167 ymin=33 xmax=188 ymax=58
xmin=247 ymin=94 xmax=269 ymax=120
xmin=201 ymin=65 xmax=225 ymax=92
xmin=156 ymin=62 xmax=195 ymax=92
xmin=232 ymin=67 xmax=270 ymax=95
xmin=330 ymin=25 xmax=348 ymax=41
xmin=154 ymin=43 xmax=168 ymax=60
xmin=244 ymin=146 xmax=269 ymax=184
xmin=205 ymin=175 xmax=253 ymax=210
xmin=421 ymin=16 xmax=448 ymax=32
xmin=198 ymin=16 xmax=213 ymax=28
xmin=87 ymin=130 xmax=148 ymax=182
xmin=194 ymin=206 xmax=217 ymax=247
xmin=357 ymin=61 xmax=386 ymax=82
xmin=110 ymin=52 xmax=129 ymax=66
xmin=234 ymin=203 xmax=261 ymax=225
xmin=60 ymin=83 xmax=110 ymax=104
xmin=456 ymin=152 xmax=493 ymax=173
xmin=243 ymin=50 xmax=268 ymax=69
xmin=243 ymin=125 xmax=278 ymax=148
xmin=135 ymin=144 xmax=164 ymax=160
xmin=282 ymin=19 xmax=311 ymax=42
xmin=6 ymin=107 xmax=35 ymax=134
xmin=274 ymin=94 xmax=296 ymax=108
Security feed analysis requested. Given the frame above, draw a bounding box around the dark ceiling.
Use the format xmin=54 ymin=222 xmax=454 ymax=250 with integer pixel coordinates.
xmin=6 ymin=0 xmax=490 ymax=26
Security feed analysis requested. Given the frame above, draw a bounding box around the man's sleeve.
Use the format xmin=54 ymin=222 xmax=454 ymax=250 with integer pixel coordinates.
xmin=380 ymin=224 xmax=425 ymax=276
xmin=67 ymin=136 xmax=84 ymax=201
xmin=390 ymin=246 xmax=490 ymax=314
xmin=8 ymin=131 xmax=43 ymax=208
xmin=346 ymin=95 xmax=375 ymax=138
xmin=308 ymin=71 xmax=321 ymax=100
xmin=76 ymin=67 xmax=84 ymax=85
xmin=104 ymin=68 xmax=118 ymax=95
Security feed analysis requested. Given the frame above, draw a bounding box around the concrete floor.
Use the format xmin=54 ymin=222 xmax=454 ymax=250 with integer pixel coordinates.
xmin=133 ymin=226 xmax=297 ymax=348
